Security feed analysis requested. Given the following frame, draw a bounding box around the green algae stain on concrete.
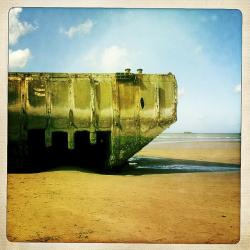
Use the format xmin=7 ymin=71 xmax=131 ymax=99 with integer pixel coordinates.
xmin=8 ymin=70 xmax=177 ymax=171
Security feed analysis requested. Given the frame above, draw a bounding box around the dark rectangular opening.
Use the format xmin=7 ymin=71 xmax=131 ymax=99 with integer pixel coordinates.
xmin=74 ymin=131 xmax=111 ymax=168
xmin=27 ymin=129 xmax=46 ymax=168
xmin=96 ymin=131 xmax=111 ymax=164
xmin=27 ymin=129 xmax=45 ymax=151
xmin=8 ymin=129 xmax=112 ymax=172
xmin=73 ymin=131 xmax=91 ymax=166
xmin=50 ymin=131 xmax=68 ymax=166
xmin=74 ymin=131 xmax=90 ymax=150
xmin=52 ymin=131 xmax=68 ymax=150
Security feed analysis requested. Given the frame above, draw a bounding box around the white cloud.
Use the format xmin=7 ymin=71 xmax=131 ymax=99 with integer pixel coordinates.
xmin=62 ymin=19 xmax=94 ymax=38
xmin=9 ymin=48 xmax=31 ymax=70
xmin=84 ymin=45 xmax=130 ymax=72
xmin=9 ymin=8 xmax=37 ymax=45
xmin=100 ymin=46 xmax=130 ymax=71
xmin=178 ymin=87 xmax=185 ymax=97
xmin=234 ymin=84 xmax=241 ymax=93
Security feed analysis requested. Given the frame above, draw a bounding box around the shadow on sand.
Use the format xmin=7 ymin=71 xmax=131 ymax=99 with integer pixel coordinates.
xmin=8 ymin=156 xmax=240 ymax=176
xmin=123 ymin=156 xmax=240 ymax=175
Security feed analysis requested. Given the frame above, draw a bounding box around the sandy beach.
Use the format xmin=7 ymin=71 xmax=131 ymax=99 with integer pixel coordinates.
xmin=7 ymin=140 xmax=240 ymax=243
xmin=137 ymin=141 xmax=241 ymax=165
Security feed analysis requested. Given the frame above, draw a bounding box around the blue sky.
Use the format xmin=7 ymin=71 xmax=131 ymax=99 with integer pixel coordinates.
xmin=8 ymin=8 xmax=242 ymax=133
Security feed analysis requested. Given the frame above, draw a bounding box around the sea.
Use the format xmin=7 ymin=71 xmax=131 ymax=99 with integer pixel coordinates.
xmin=151 ymin=132 xmax=241 ymax=144
xmin=128 ymin=133 xmax=241 ymax=174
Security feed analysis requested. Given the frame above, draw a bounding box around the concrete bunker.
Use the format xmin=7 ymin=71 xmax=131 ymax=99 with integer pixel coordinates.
xmin=8 ymin=70 xmax=177 ymax=172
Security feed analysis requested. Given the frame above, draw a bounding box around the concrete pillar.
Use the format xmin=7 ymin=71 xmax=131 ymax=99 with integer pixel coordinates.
xmin=45 ymin=129 xmax=52 ymax=147
xmin=68 ymin=130 xmax=74 ymax=149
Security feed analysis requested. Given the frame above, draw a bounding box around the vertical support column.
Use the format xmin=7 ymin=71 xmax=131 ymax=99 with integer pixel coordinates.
xmin=68 ymin=76 xmax=75 ymax=149
xmin=134 ymin=79 xmax=141 ymax=144
xmin=110 ymin=77 xmax=121 ymax=166
xmin=154 ymin=80 xmax=160 ymax=125
xmin=19 ymin=76 xmax=29 ymax=141
xmin=89 ymin=76 xmax=97 ymax=144
xmin=45 ymin=75 xmax=52 ymax=147
xmin=173 ymin=76 xmax=178 ymax=123
xmin=112 ymin=79 xmax=120 ymax=129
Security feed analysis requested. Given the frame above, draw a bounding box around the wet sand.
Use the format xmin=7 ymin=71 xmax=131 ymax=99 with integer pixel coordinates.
xmin=7 ymin=141 xmax=240 ymax=243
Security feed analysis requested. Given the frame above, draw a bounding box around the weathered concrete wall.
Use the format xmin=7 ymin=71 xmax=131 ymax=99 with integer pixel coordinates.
xmin=8 ymin=71 xmax=177 ymax=170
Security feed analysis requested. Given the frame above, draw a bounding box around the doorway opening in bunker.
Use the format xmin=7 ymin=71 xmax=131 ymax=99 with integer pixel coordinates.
xmin=9 ymin=129 xmax=111 ymax=172
xmin=52 ymin=131 xmax=68 ymax=150
xmin=27 ymin=129 xmax=46 ymax=168
xmin=74 ymin=131 xmax=111 ymax=168
xmin=51 ymin=131 xmax=68 ymax=166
